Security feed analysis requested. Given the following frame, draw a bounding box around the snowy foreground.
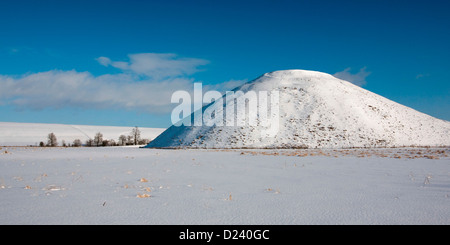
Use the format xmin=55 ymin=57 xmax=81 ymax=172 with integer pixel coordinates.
xmin=0 ymin=146 xmax=449 ymax=225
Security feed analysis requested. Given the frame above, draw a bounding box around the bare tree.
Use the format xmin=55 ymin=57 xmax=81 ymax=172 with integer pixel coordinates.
xmin=127 ymin=135 xmax=133 ymax=145
xmin=94 ymin=132 xmax=103 ymax=147
xmin=102 ymin=139 xmax=110 ymax=147
xmin=73 ymin=139 xmax=82 ymax=147
xmin=139 ymin=138 xmax=150 ymax=145
xmin=131 ymin=126 xmax=141 ymax=145
xmin=118 ymin=135 xmax=127 ymax=146
xmin=47 ymin=133 xmax=58 ymax=147
xmin=86 ymin=139 xmax=94 ymax=147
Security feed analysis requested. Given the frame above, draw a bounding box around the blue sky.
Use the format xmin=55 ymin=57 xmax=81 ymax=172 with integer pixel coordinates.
xmin=0 ymin=0 xmax=449 ymax=128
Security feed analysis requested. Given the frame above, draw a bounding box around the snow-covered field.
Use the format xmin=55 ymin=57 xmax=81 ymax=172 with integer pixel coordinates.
xmin=0 ymin=122 xmax=165 ymax=146
xmin=1 ymin=146 xmax=449 ymax=224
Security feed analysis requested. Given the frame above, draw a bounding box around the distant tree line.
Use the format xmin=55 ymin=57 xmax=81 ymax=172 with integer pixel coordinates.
xmin=39 ymin=126 xmax=150 ymax=147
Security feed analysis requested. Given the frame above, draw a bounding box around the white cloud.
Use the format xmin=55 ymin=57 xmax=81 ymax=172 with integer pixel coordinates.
xmin=98 ymin=53 xmax=209 ymax=79
xmin=96 ymin=56 xmax=111 ymax=66
xmin=0 ymin=52 xmax=211 ymax=114
xmin=111 ymin=61 xmax=129 ymax=70
xmin=0 ymin=70 xmax=196 ymax=113
xmin=333 ymin=67 xmax=371 ymax=86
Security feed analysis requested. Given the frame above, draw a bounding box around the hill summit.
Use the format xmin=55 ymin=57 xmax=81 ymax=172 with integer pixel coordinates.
xmin=146 ymin=69 xmax=450 ymax=148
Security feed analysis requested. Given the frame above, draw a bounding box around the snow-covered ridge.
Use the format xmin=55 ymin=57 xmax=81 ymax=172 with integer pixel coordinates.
xmin=0 ymin=122 xmax=165 ymax=146
xmin=146 ymin=69 xmax=450 ymax=149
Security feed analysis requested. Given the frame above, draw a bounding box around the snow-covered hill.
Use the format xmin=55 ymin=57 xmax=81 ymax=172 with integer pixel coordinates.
xmin=146 ymin=69 xmax=450 ymax=148
xmin=0 ymin=122 xmax=165 ymax=146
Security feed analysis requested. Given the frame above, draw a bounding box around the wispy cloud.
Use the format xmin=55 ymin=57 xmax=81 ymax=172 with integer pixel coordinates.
xmin=96 ymin=56 xmax=111 ymax=66
xmin=415 ymin=73 xmax=430 ymax=79
xmin=333 ymin=67 xmax=371 ymax=86
xmin=97 ymin=53 xmax=209 ymax=79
